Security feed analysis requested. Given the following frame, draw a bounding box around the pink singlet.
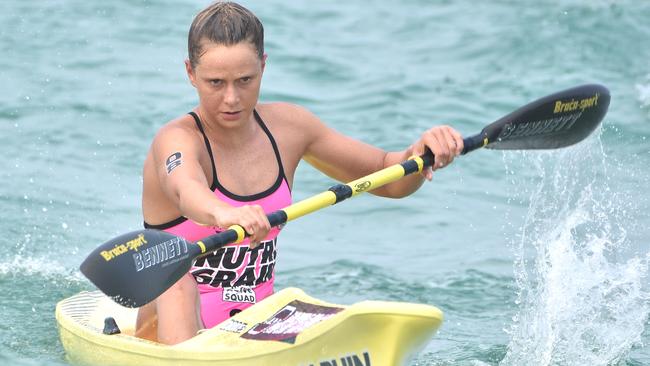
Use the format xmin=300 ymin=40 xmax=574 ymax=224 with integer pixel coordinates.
xmin=144 ymin=110 xmax=292 ymax=328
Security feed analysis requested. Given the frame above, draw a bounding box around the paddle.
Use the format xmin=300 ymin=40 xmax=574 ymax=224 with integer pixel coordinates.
xmin=81 ymin=83 xmax=610 ymax=308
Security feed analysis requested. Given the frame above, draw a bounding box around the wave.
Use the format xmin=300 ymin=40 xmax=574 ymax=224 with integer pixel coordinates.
xmin=501 ymin=135 xmax=650 ymax=366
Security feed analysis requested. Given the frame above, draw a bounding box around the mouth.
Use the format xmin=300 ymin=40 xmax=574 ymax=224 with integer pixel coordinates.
xmin=220 ymin=110 xmax=242 ymax=120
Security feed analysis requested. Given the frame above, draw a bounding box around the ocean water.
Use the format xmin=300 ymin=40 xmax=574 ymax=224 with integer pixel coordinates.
xmin=1 ymin=0 xmax=650 ymax=365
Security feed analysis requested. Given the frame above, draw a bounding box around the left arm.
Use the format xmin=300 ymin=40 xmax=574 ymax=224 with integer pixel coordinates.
xmin=293 ymin=104 xmax=463 ymax=198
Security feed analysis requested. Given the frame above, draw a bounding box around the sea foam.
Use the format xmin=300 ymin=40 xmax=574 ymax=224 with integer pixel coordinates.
xmin=501 ymin=134 xmax=650 ymax=366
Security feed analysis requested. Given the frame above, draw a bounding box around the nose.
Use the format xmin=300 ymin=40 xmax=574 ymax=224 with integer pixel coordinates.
xmin=223 ymin=84 xmax=240 ymax=106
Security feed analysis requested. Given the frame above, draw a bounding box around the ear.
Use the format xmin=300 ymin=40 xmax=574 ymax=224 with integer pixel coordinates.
xmin=185 ymin=59 xmax=197 ymax=87
xmin=261 ymin=53 xmax=268 ymax=73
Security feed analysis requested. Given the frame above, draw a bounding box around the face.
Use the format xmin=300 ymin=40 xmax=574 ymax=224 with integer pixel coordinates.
xmin=186 ymin=42 xmax=266 ymax=128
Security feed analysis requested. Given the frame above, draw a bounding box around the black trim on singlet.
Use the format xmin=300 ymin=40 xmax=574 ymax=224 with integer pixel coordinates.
xmin=209 ymin=110 xmax=287 ymax=202
xmin=144 ymin=216 xmax=187 ymax=230
xmin=189 ymin=111 xmax=218 ymax=191
xmin=143 ymin=110 xmax=288 ymax=230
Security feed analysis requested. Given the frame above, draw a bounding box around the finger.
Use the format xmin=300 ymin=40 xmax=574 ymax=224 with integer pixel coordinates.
xmin=242 ymin=205 xmax=267 ymax=244
xmin=243 ymin=226 xmax=259 ymax=249
xmin=256 ymin=205 xmax=271 ymax=231
xmin=423 ymin=135 xmax=443 ymax=171
xmin=441 ymin=128 xmax=457 ymax=164
xmin=448 ymin=128 xmax=464 ymax=156
xmin=253 ymin=205 xmax=270 ymax=241
xmin=441 ymin=128 xmax=455 ymax=165
xmin=239 ymin=216 xmax=257 ymax=241
xmin=445 ymin=126 xmax=465 ymax=157
xmin=411 ymin=141 xmax=425 ymax=157
xmin=246 ymin=223 xmax=263 ymax=248
xmin=246 ymin=220 xmax=263 ymax=244
xmin=244 ymin=222 xmax=255 ymax=238
xmin=425 ymin=166 xmax=433 ymax=181
xmin=433 ymin=128 xmax=450 ymax=168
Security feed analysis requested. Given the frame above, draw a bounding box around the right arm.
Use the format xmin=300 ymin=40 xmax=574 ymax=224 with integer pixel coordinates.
xmin=148 ymin=123 xmax=270 ymax=245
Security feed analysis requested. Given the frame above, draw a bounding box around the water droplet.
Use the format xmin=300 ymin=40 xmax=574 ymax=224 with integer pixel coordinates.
xmin=62 ymin=223 xmax=68 ymax=229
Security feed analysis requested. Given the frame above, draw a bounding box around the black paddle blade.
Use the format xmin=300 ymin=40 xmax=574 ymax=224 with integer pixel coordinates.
xmin=486 ymin=84 xmax=610 ymax=149
xmin=80 ymin=229 xmax=201 ymax=308
xmin=463 ymin=84 xmax=610 ymax=153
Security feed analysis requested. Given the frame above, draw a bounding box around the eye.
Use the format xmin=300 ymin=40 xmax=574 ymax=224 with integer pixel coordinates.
xmin=209 ymin=79 xmax=223 ymax=86
xmin=239 ymin=76 xmax=252 ymax=84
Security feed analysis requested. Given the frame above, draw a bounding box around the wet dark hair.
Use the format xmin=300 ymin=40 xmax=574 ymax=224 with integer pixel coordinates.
xmin=188 ymin=2 xmax=264 ymax=69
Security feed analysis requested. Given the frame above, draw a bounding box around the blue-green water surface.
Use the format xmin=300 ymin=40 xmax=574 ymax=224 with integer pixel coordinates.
xmin=2 ymin=1 xmax=650 ymax=365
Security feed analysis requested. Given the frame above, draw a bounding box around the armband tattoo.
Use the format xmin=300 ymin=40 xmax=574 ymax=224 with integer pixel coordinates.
xmin=166 ymin=152 xmax=182 ymax=174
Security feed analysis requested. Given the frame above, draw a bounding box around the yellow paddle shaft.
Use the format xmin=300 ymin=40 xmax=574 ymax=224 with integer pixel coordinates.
xmin=214 ymin=153 xmax=431 ymax=247
xmin=283 ymin=154 xmax=427 ymax=221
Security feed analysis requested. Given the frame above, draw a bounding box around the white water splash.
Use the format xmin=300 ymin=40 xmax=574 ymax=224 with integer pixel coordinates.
xmin=636 ymin=75 xmax=650 ymax=108
xmin=501 ymin=135 xmax=650 ymax=366
xmin=0 ymin=254 xmax=84 ymax=283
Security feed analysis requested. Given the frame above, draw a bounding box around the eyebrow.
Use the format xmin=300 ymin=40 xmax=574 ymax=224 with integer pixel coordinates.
xmin=202 ymin=72 xmax=258 ymax=80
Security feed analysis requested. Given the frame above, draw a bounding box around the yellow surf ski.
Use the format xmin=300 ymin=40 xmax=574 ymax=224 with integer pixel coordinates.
xmin=56 ymin=287 xmax=443 ymax=366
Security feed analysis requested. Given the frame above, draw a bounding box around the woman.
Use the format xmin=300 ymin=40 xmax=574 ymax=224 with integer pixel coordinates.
xmin=135 ymin=1 xmax=463 ymax=345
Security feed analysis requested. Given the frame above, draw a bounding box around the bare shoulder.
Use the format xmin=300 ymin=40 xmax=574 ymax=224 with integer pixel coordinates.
xmin=154 ymin=114 xmax=198 ymax=143
xmin=258 ymin=102 xmax=321 ymax=125
xmin=149 ymin=114 xmax=203 ymax=155
xmin=256 ymin=102 xmax=325 ymax=139
xmin=144 ymin=113 xmax=206 ymax=179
